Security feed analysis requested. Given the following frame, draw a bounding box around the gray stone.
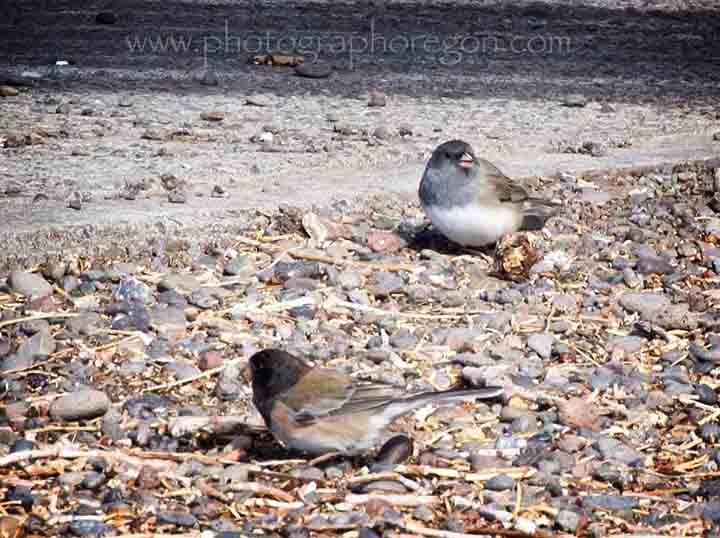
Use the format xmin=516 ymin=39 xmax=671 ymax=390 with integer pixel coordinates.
xmin=120 ymin=360 xmax=148 ymax=375
xmin=62 ymin=275 xmax=80 ymax=294
xmin=58 ymin=471 xmax=88 ymax=487
xmin=589 ymin=367 xmax=619 ymax=394
xmin=593 ymin=462 xmax=633 ymax=488
xmin=69 ymin=520 xmax=113 ymax=537
xmin=189 ymin=288 xmax=220 ymax=309
xmin=652 ymin=304 xmax=698 ymax=331
xmin=494 ymin=288 xmax=524 ymax=304
xmin=622 ymin=268 xmax=642 ymax=288
xmin=335 ymin=270 xmax=364 ymax=290
xmin=487 ymin=311 xmax=513 ymax=331
xmin=527 ymin=333 xmax=554 ymax=359
xmin=579 ymin=190 xmax=611 ymax=204
xmin=163 ymin=361 xmax=201 ymax=381
xmin=696 ymin=384 xmax=718 ymax=406
xmin=556 ymin=510 xmax=581 ymax=532
xmin=113 ymin=277 xmax=153 ymax=304
xmin=3 ymin=328 xmax=57 ymax=371
xmin=389 ymin=329 xmax=418 ymax=348
xmin=618 ymin=293 xmax=669 ymax=319
xmin=81 ymin=270 xmax=106 ymax=282
xmin=151 ymin=306 xmax=187 ymax=327
xmin=582 ymin=495 xmax=639 ymax=511
xmin=220 ymin=464 xmax=250 ymax=483
xmin=65 ymin=312 xmax=103 ymax=336
xmin=368 ymin=272 xmax=404 ymax=298
xmin=663 ymin=380 xmax=694 ymax=396
xmin=111 ymin=303 xmax=151 ymax=332
xmin=484 ymin=474 xmax=515 ymax=491
xmin=291 ymin=466 xmax=325 ymax=481
xmin=511 ymin=414 xmax=538 ymax=434
xmin=223 ymin=257 xmax=252 ymax=276
xmin=462 ymin=363 xmax=514 ymax=387
xmin=519 ymin=356 xmax=545 ymax=379
xmin=562 ymin=94 xmax=587 ymax=107
xmin=702 ymin=502 xmax=720 ymax=524
xmin=582 ymin=141 xmax=608 ymax=157
xmin=362 ymin=480 xmax=408 ymax=493
xmin=215 ymin=362 xmax=244 ymax=401
xmin=168 ymin=191 xmax=187 ymax=204
xmin=1 ymin=353 xmax=32 ymax=371
xmin=636 ymin=257 xmax=674 ymax=275
xmin=9 ymin=270 xmax=53 ymax=298
xmin=157 ymin=290 xmax=187 ymax=307
xmin=543 ymin=366 xmax=570 ymax=387
xmin=295 ymin=62 xmax=333 ymax=78
xmin=413 ymin=504 xmax=435 ymax=522
xmin=156 ymin=511 xmax=197 ymax=528
xmin=82 ymin=471 xmax=106 ymax=489
xmin=50 ymin=389 xmax=110 ymax=421
xmin=558 ymin=435 xmax=586 ymax=453
xmin=373 ymin=126 xmax=392 ymax=140
xmin=538 ymin=459 xmax=561 ymax=475
xmin=158 ymin=273 xmax=203 ymax=294
xmin=662 ymin=365 xmax=691 ymax=385
xmin=596 ymin=437 xmax=642 ymax=466
xmin=606 ymin=336 xmax=644 ymax=354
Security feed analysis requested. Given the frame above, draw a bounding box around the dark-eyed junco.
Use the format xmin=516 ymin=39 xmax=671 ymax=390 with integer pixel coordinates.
xmin=419 ymin=139 xmax=559 ymax=247
xmin=249 ymin=349 xmax=503 ymax=456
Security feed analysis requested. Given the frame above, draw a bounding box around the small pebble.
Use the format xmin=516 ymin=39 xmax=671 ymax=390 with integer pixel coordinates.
xmin=484 ymin=474 xmax=515 ymax=491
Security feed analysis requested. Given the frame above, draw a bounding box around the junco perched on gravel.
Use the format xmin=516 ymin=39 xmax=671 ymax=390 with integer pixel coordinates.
xmin=249 ymin=349 xmax=503 ymax=456
xmin=419 ymin=139 xmax=559 ymax=247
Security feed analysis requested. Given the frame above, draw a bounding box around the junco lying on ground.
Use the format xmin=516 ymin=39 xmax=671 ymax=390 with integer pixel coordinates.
xmin=249 ymin=349 xmax=503 ymax=456
xmin=419 ymin=139 xmax=559 ymax=248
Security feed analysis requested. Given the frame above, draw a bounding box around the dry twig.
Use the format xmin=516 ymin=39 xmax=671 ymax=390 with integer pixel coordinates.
xmin=0 ymin=312 xmax=79 ymax=330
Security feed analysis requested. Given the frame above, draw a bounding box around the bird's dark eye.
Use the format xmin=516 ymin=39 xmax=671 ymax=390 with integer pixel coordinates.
xmin=445 ymin=152 xmax=451 ymax=159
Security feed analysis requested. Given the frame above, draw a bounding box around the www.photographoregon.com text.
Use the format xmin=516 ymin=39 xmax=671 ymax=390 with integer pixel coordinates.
xmin=126 ymin=20 xmax=573 ymax=68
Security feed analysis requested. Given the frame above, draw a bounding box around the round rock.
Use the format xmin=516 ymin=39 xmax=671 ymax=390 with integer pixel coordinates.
xmin=50 ymin=389 xmax=110 ymax=422
xmin=484 ymin=474 xmax=515 ymax=491
xmin=9 ymin=270 xmax=53 ymax=298
xmin=527 ymin=333 xmax=554 ymax=359
xmin=295 ymin=63 xmax=333 ymax=79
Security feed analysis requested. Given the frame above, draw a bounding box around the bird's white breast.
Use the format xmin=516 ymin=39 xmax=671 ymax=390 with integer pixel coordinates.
xmin=424 ymin=203 xmax=521 ymax=247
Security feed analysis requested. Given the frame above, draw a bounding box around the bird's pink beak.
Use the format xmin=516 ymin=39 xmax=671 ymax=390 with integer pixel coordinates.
xmin=459 ymin=152 xmax=474 ymax=168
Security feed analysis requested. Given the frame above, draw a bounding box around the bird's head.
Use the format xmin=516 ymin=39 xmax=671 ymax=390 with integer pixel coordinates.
xmin=248 ymin=349 xmax=310 ymax=400
xmin=429 ymin=139 xmax=476 ymax=172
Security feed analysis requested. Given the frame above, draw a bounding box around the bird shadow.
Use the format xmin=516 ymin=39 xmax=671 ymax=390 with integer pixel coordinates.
xmin=397 ymin=223 xmax=505 ymax=275
xmin=245 ymin=441 xmax=374 ymax=472
xmin=395 ymin=224 xmax=463 ymax=256
xmin=243 ymin=434 xmax=415 ymax=470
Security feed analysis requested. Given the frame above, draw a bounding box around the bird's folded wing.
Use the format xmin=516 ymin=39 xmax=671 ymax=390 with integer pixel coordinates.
xmin=476 ymin=158 xmax=530 ymax=203
xmin=281 ymin=368 xmax=409 ymax=422
xmin=281 ymin=368 xmax=355 ymax=417
xmin=327 ymin=382 xmax=407 ymax=416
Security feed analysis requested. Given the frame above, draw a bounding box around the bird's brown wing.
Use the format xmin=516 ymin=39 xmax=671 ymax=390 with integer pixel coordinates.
xmin=279 ymin=368 xmax=407 ymax=425
xmin=281 ymin=368 xmax=355 ymax=420
xmin=475 ymin=158 xmax=530 ymax=203
xmin=327 ymin=381 xmax=406 ymax=416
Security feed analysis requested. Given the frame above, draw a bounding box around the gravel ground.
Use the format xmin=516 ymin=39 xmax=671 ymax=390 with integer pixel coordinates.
xmin=2 ymin=1 xmax=720 ymax=537
xmin=1 ymin=159 xmax=720 ymax=537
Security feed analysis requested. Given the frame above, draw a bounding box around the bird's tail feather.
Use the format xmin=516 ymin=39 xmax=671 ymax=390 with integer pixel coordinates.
xmin=385 ymin=387 xmax=503 ymax=420
xmin=521 ymin=199 xmax=560 ymax=230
